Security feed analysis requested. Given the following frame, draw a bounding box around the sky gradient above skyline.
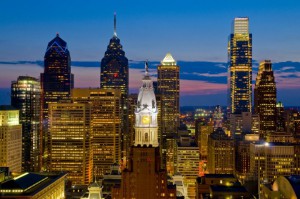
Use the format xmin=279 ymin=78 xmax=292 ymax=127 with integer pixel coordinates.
xmin=1 ymin=1 xmax=300 ymax=106
xmin=1 ymin=0 xmax=300 ymax=62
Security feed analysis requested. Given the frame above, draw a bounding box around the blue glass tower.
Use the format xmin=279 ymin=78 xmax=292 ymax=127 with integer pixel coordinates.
xmin=228 ymin=17 xmax=252 ymax=114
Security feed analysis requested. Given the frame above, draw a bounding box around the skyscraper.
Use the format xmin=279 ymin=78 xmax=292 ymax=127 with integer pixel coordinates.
xmin=11 ymin=76 xmax=41 ymax=172
xmin=111 ymin=62 xmax=176 ymax=199
xmin=100 ymin=13 xmax=129 ymax=158
xmin=228 ymin=17 xmax=252 ymax=114
xmin=254 ymin=60 xmax=276 ymax=138
xmin=41 ymin=34 xmax=74 ymax=170
xmin=275 ymin=102 xmax=285 ymax=132
xmin=72 ymin=88 xmax=122 ymax=177
xmin=0 ymin=106 xmax=22 ymax=173
xmin=157 ymin=53 xmax=180 ymax=171
xmin=49 ymin=103 xmax=92 ymax=185
xmin=207 ymin=128 xmax=235 ymax=174
xmin=158 ymin=53 xmax=180 ymax=135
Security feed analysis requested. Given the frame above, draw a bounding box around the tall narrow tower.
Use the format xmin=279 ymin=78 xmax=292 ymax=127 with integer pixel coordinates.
xmin=254 ymin=60 xmax=276 ymax=137
xmin=134 ymin=62 xmax=159 ymax=147
xmin=41 ymin=34 xmax=74 ymax=170
xmin=100 ymin=13 xmax=129 ymax=158
xmin=157 ymin=53 xmax=180 ymax=135
xmin=11 ymin=76 xmax=41 ymax=172
xmin=228 ymin=17 xmax=252 ymax=114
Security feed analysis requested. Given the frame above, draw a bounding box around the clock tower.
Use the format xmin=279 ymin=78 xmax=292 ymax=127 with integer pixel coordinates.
xmin=134 ymin=62 xmax=159 ymax=147
xmin=111 ymin=61 xmax=176 ymax=199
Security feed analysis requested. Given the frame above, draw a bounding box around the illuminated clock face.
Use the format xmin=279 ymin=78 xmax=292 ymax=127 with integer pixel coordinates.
xmin=142 ymin=116 xmax=150 ymax=125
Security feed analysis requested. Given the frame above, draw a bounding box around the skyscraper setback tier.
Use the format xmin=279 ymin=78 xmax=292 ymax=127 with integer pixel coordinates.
xmin=41 ymin=34 xmax=74 ymax=170
xmin=228 ymin=17 xmax=252 ymax=114
xmin=100 ymin=14 xmax=129 ymax=160
xmin=11 ymin=76 xmax=41 ymax=172
xmin=254 ymin=60 xmax=277 ymax=138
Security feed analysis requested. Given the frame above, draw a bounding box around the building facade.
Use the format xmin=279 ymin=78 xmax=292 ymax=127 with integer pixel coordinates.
xmin=177 ymin=144 xmax=200 ymax=199
xmin=250 ymin=142 xmax=300 ymax=189
xmin=72 ymin=88 xmax=122 ymax=177
xmin=157 ymin=53 xmax=180 ymax=135
xmin=207 ymin=128 xmax=235 ymax=174
xmin=11 ymin=76 xmax=41 ymax=172
xmin=41 ymin=34 xmax=74 ymax=170
xmin=254 ymin=60 xmax=277 ymax=138
xmin=49 ymin=103 xmax=92 ymax=185
xmin=228 ymin=17 xmax=252 ymax=114
xmin=100 ymin=14 xmax=129 ymax=159
xmin=157 ymin=53 xmax=180 ymax=172
xmin=0 ymin=106 xmax=22 ymax=173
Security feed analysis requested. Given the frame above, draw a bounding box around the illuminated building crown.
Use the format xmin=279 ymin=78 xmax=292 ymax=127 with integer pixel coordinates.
xmin=134 ymin=61 xmax=158 ymax=147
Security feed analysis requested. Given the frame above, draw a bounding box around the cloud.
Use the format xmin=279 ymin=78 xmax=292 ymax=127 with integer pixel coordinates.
xmin=275 ymin=71 xmax=300 ymax=89
xmin=180 ymin=80 xmax=227 ymax=95
xmin=279 ymin=66 xmax=295 ymax=71
xmin=215 ymin=63 xmax=227 ymax=69
xmin=189 ymin=72 xmax=228 ymax=77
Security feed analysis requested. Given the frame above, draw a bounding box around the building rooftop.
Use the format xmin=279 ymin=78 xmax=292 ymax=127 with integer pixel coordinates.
xmin=204 ymin=174 xmax=236 ymax=179
xmin=0 ymin=172 xmax=66 ymax=196
xmin=210 ymin=185 xmax=248 ymax=193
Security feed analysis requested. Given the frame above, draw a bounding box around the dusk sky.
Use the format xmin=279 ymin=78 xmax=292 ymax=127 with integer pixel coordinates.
xmin=1 ymin=0 xmax=300 ymax=106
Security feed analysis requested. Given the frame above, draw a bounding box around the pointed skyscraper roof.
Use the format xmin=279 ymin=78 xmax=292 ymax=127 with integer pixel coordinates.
xmin=161 ymin=53 xmax=177 ymax=65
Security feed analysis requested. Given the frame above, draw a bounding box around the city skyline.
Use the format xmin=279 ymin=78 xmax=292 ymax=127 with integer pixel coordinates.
xmin=1 ymin=1 xmax=300 ymax=106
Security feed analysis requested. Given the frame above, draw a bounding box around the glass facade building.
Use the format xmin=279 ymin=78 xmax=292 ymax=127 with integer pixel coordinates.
xmin=228 ymin=17 xmax=252 ymax=114
xmin=41 ymin=34 xmax=74 ymax=170
xmin=254 ymin=60 xmax=277 ymax=138
xmin=11 ymin=76 xmax=41 ymax=172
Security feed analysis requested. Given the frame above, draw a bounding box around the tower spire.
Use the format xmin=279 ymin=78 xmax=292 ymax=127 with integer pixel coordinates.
xmin=114 ymin=12 xmax=117 ymax=37
xmin=145 ymin=60 xmax=149 ymax=76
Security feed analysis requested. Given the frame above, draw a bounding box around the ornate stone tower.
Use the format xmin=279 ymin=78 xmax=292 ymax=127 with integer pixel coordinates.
xmin=134 ymin=62 xmax=158 ymax=147
xmin=111 ymin=62 xmax=176 ymax=199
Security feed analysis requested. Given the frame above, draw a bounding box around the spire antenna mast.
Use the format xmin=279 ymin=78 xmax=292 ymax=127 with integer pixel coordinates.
xmin=114 ymin=12 xmax=117 ymax=37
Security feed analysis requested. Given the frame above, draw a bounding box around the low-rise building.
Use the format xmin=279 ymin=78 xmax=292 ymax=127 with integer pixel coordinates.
xmin=0 ymin=172 xmax=66 ymax=199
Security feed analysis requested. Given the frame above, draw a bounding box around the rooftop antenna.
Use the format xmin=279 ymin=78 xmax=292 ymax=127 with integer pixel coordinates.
xmin=114 ymin=12 xmax=117 ymax=37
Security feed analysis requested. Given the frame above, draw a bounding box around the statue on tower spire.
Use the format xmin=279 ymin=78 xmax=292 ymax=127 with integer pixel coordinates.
xmin=113 ymin=12 xmax=117 ymax=37
xmin=145 ymin=60 xmax=149 ymax=76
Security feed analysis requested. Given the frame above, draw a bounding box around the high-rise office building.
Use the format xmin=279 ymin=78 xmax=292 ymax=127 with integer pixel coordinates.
xmin=177 ymin=137 xmax=199 ymax=199
xmin=11 ymin=76 xmax=41 ymax=172
xmin=158 ymin=53 xmax=180 ymax=135
xmin=41 ymin=34 xmax=74 ymax=170
xmin=207 ymin=128 xmax=235 ymax=174
xmin=49 ymin=103 xmax=92 ymax=185
xmin=100 ymin=13 xmax=129 ymax=159
xmin=275 ymin=101 xmax=285 ymax=132
xmin=128 ymin=94 xmax=138 ymax=147
xmin=228 ymin=17 xmax=252 ymax=114
xmin=157 ymin=53 xmax=180 ymax=172
xmin=254 ymin=60 xmax=276 ymax=138
xmin=250 ymin=142 xmax=300 ymax=189
xmin=230 ymin=112 xmax=260 ymax=138
xmin=0 ymin=106 xmax=22 ymax=173
xmin=72 ymin=88 xmax=122 ymax=177
xmin=111 ymin=62 xmax=176 ymax=199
